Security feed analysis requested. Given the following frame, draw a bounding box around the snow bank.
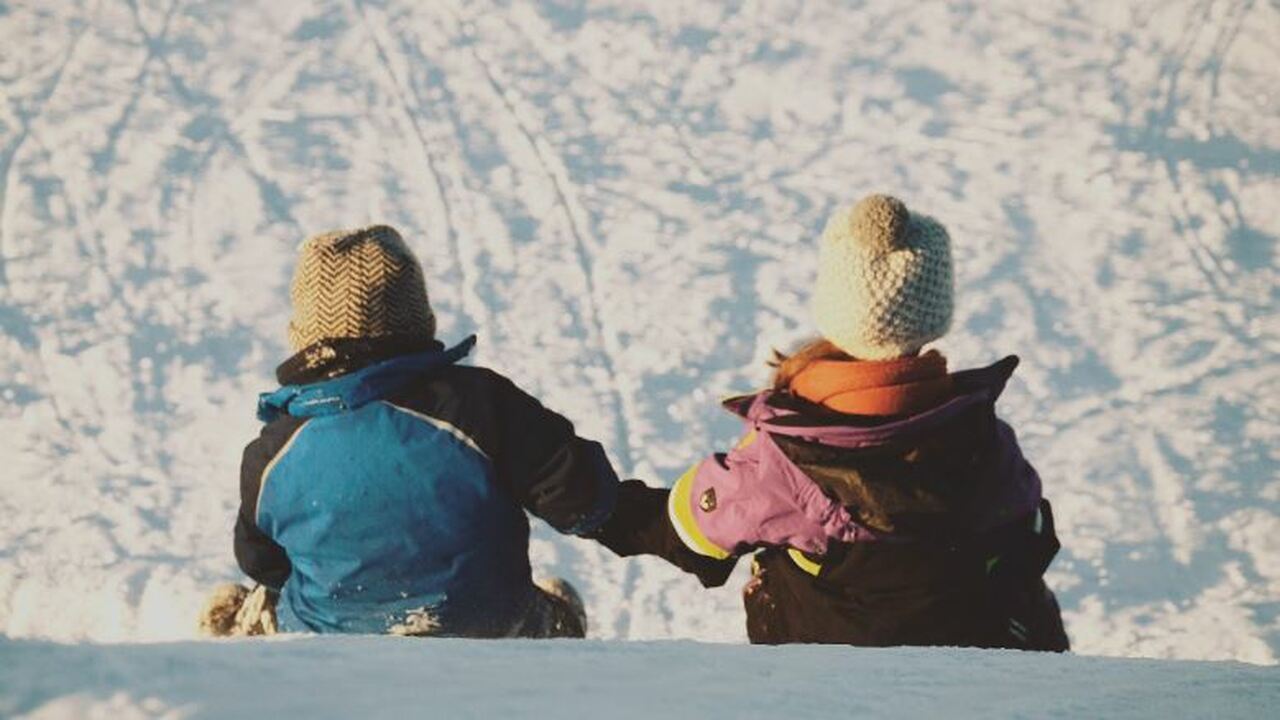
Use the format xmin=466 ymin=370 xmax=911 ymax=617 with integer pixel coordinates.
xmin=3 ymin=636 xmax=1278 ymax=720
xmin=1 ymin=0 xmax=1277 ymax=667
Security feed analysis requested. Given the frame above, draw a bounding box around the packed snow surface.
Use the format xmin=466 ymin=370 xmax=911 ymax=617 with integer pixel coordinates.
xmin=2 ymin=636 xmax=1278 ymax=719
xmin=1 ymin=0 xmax=1278 ymax=686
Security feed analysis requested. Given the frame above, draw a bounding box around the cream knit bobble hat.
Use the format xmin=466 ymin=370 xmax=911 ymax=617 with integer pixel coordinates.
xmin=812 ymin=194 xmax=953 ymax=360
xmin=287 ymin=225 xmax=436 ymax=352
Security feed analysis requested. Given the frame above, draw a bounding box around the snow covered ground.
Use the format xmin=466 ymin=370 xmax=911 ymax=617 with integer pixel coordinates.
xmin=4 ymin=636 xmax=1279 ymax=719
xmin=1 ymin=0 xmax=1278 ymax=707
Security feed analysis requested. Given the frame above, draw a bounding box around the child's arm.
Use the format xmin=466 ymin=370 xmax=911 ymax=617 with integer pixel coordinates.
xmin=587 ymin=480 xmax=738 ymax=588
xmin=233 ymin=428 xmax=296 ymax=591
xmin=234 ymin=512 xmax=290 ymax=591
xmin=666 ymin=433 xmax=862 ymax=562
xmin=487 ymin=375 xmax=736 ymax=585
xmin=489 ymin=374 xmax=622 ymax=537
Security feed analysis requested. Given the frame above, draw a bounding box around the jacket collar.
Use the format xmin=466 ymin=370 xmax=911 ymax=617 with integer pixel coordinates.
xmin=726 ymin=355 xmax=1021 ymax=448
xmin=257 ymin=335 xmax=476 ymax=422
xmin=276 ymin=334 xmax=442 ymax=385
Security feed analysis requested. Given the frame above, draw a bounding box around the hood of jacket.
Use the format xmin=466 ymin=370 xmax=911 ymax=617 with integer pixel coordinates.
xmin=731 ymin=356 xmax=1041 ymax=537
xmin=732 ymin=356 xmax=1020 ymax=446
xmin=257 ymin=335 xmax=476 ymax=422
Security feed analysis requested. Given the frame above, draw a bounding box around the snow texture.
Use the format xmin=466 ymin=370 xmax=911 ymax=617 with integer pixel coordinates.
xmin=3 ymin=636 xmax=1279 ymax=719
xmin=0 ymin=0 xmax=1278 ymax=681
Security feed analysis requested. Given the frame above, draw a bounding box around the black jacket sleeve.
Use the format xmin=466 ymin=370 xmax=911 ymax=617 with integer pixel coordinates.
xmin=234 ymin=511 xmax=290 ymax=591
xmin=233 ymin=420 xmax=302 ymax=590
xmin=490 ymin=374 xmax=620 ymax=536
xmin=485 ymin=375 xmax=735 ymax=584
xmin=589 ymin=480 xmax=738 ymax=588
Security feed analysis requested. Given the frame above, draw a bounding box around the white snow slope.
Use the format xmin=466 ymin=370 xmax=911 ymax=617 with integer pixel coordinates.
xmin=3 ymin=636 xmax=1279 ymax=720
xmin=1 ymin=0 xmax=1278 ymax=697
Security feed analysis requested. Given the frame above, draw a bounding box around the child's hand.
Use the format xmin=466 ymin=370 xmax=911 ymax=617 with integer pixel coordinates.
xmin=670 ymin=443 xmax=863 ymax=559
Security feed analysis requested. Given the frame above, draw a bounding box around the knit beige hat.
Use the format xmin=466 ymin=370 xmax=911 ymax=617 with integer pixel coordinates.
xmin=287 ymin=225 xmax=436 ymax=352
xmin=812 ymin=194 xmax=953 ymax=360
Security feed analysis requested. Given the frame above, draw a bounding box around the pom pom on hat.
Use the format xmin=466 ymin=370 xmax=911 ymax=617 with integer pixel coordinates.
xmin=849 ymin=194 xmax=910 ymax=250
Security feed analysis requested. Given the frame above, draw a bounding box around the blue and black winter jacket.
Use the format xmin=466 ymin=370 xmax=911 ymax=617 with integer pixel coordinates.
xmin=234 ymin=336 xmax=622 ymax=636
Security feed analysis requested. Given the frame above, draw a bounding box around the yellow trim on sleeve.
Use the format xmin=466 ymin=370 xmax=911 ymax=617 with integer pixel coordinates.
xmin=787 ymin=547 xmax=823 ymax=577
xmin=667 ymin=463 xmax=732 ymax=560
xmin=734 ymin=430 xmax=758 ymax=450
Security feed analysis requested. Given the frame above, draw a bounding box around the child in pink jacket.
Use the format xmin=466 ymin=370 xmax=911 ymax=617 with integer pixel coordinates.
xmin=666 ymin=195 xmax=1069 ymax=649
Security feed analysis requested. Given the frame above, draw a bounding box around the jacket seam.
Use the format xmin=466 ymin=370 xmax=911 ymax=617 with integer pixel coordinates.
xmin=255 ymin=420 xmax=311 ymax=526
xmin=381 ymin=401 xmax=491 ymax=461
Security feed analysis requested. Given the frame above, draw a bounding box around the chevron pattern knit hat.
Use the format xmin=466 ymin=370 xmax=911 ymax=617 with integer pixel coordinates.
xmin=812 ymin=194 xmax=953 ymax=360
xmin=287 ymin=225 xmax=436 ymax=352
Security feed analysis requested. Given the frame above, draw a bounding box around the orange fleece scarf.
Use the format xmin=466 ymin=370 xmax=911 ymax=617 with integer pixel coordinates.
xmin=790 ymin=350 xmax=954 ymax=416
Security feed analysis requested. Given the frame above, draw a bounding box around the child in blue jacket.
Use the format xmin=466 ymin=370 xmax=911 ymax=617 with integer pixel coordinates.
xmin=202 ymin=226 xmax=729 ymax=638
